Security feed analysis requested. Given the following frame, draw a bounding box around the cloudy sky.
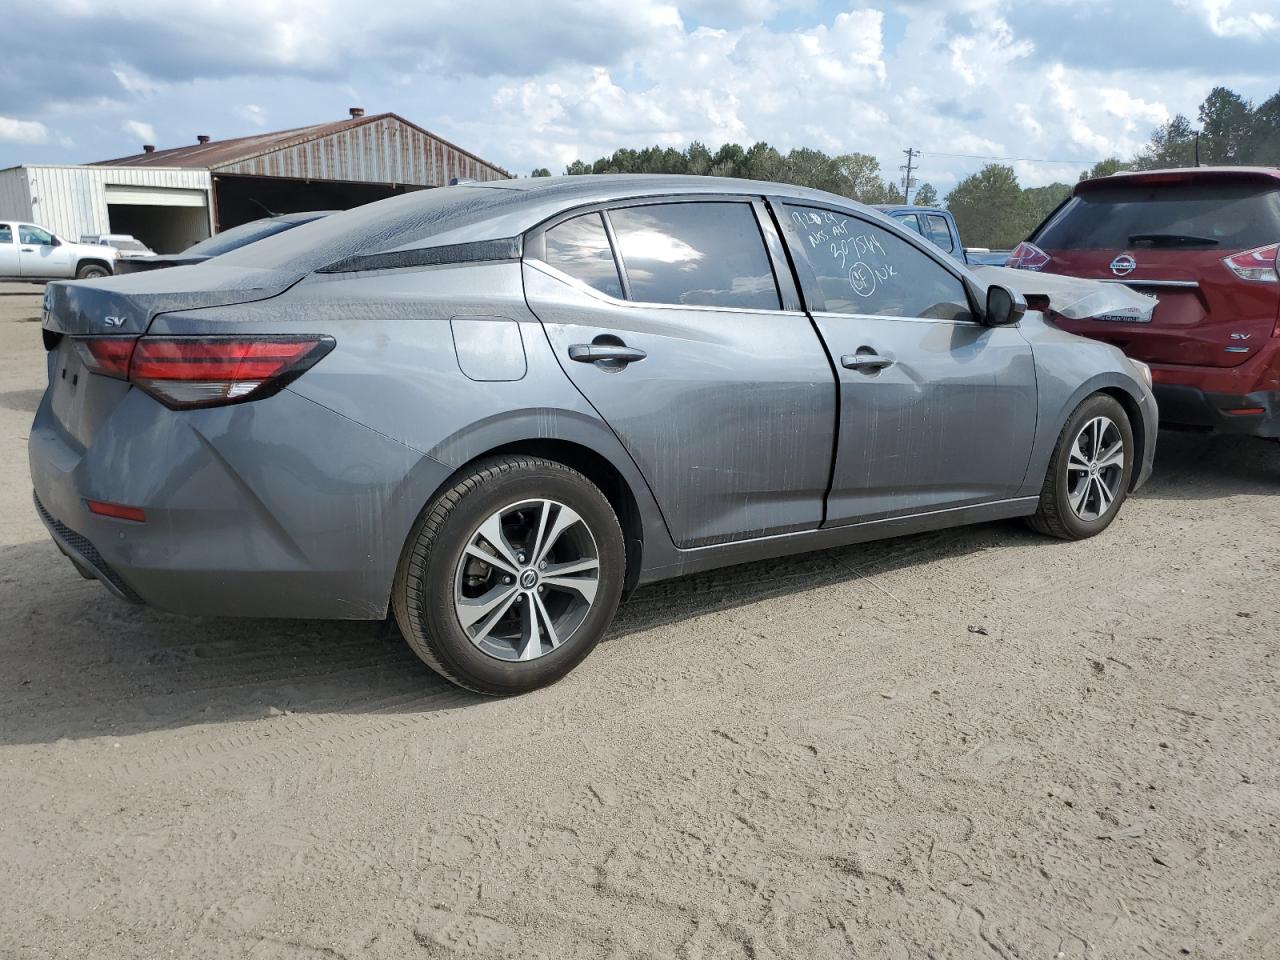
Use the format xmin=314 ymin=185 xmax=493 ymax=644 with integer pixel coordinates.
xmin=2 ymin=0 xmax=1277 ymax=194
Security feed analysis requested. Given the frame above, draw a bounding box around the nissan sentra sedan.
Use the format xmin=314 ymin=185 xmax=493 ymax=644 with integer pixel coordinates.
xmin=30 ymin=175 xmax=1157 ymax=694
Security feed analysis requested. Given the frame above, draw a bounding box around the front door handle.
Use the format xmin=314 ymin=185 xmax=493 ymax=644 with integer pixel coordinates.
xmin=569 ymin=343 xmax=647 ymax=365
xmin=21 ymin=248 xmax=35 ymax=253
xmin=841 ymin=352 xmax=894 ymax=371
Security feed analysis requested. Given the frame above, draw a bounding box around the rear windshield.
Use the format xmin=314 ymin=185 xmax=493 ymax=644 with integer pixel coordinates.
xmin=1034 ymin=181 xmax=1280 ymax=251
xmin=182 ymin=217 xmax=322 ymax=258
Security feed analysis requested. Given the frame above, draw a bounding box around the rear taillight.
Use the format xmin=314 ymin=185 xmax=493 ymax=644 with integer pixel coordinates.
xmin=72 ymin=335 xmax=334 ymax=409
xmin=76 ymin=338 xmax=135 ymax=378
xmin=1223 ymin=243 xmax=1279 ymax=283
xmin=1008 ymin=241 xmax=1051 ymax=271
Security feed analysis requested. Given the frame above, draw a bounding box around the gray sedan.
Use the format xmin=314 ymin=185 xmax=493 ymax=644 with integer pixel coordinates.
xmin=30 ymin=176 xmax=1157 ymax=694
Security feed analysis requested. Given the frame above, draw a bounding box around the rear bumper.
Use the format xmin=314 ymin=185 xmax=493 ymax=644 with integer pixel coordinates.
xmin=1153 ymin=384 xmax=1280 ymax=438
xmin=28 ymin=384 xmax=452 ymax=619
xmin=33 ymin=491 xmax=143 ymax=603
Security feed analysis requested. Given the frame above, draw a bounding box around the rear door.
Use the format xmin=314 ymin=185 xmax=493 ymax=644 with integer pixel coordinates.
xmin=777 ymin=202 xmax=1037 ymax=524
xmin=523 ymin=197 xmax=837 ymax=548
xmin=18 ymin=224 xmax=74 ymax=278
xmin=1030 ymin=177 xmax=1280 ymax=367
xmin=0 ymin=223 xmax=18 ymax=278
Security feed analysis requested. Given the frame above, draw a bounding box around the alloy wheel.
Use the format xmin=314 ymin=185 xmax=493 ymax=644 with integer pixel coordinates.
xmin=1065 ymin=416 xmax=1125 ymax=522
xmin=453 ymin=499 xmax=600 ymax=662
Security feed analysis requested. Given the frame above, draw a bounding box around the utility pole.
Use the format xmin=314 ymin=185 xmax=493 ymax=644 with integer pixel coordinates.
xmin=900 ymin=147 xmax=920 ymax=204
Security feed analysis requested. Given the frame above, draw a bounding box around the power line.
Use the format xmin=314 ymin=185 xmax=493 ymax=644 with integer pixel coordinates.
xmin=921 ymin=150 xmax=1105 ymax=165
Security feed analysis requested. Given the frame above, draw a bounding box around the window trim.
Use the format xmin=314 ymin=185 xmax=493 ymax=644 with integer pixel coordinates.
xmin=525 ymin=194 xmax=792 ymax=314
xmin=770 ymin=198 xmax=980 ymax=324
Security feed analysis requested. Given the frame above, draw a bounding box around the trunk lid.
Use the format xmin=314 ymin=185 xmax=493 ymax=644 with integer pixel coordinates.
xmin=42 ymin=262 xmax=297 ymax=336
xmin=1030 ymin=173 xmax=1280 ymax=368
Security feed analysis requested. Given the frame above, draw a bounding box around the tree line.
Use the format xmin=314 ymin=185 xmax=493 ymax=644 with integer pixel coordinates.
xmin=535 ymin=85 xmax=1280 ymax=250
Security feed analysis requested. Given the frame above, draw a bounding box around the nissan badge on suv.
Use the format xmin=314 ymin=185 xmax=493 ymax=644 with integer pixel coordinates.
xmin=1010 ymin=167 xmax=1280 ymax=439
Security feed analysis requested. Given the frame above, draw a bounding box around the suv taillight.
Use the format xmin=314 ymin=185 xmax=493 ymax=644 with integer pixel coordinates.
xmin=1223 ymin=242 xmax=1279 ymax=283
xmin=1008 ymin=241 xmax=1051 ymax=271
xmin=74 ymin=335 xmax=335 ymax=408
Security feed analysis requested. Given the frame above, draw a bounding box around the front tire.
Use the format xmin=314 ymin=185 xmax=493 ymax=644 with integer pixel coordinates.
xmin=75 ymin=263 xmax=111 ymax=280
xmin=392 ymin=456 xmax=625 ymax=695
xmin=1027 ymin=393 xmax=1135 ymax=540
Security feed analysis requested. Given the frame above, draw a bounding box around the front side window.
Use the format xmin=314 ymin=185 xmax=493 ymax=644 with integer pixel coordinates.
xmin=19 ymin=225 xmax=53 ymax=245
xmin=924 ymin=214 xmax=955 ymax=252
xmin=784 ymin=204 xmax=972 ymax=321
xmin=0 ymin=225 xmax=12 ymax=244
xmin=607 ymin=202 xmax=781 ymax=309
xmin=892 ymin=213 xmax=923 ymax=235
xmin=544 ymin=212 xmax=623 ymax=299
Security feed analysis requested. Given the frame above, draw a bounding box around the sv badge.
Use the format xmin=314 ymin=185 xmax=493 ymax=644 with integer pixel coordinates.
xmin=103 ymin=316 xmax=127 ymax=328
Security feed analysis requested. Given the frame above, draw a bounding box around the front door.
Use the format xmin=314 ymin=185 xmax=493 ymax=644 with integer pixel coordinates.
xmin=776 ymin=201 xmax=1037 ymax=525
xmin=18 ymin=225 xmax=74 ymax=278
xmin=524 ymin=198 xmax=836 ymax=548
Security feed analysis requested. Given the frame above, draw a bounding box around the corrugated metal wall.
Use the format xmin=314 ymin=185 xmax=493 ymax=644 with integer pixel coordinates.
xmin=0 ymin=167 xmax=34 ymax=222
xmin=13 ymin=166 xmax=211 ymax=240
xmin=214 ymin=115 xmax=508 ymax=185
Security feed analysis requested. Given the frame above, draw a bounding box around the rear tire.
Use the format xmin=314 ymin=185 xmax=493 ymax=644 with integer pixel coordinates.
xmin=75 ymin=263 xmax=110 ymax=280
xmin=392 ymin=456 xmax=625 ymax=695
xmin=1027 ymin=393 xmax=1135 ymax=541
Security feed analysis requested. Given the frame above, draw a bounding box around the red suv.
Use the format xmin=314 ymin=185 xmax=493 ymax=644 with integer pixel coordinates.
xmin=1011 ymin=167 xmax=1280 ymax=439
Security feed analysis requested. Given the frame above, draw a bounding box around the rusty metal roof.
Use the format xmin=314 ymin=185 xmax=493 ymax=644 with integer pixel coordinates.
xmin=91 ymin=112 xmax=510 ymax=180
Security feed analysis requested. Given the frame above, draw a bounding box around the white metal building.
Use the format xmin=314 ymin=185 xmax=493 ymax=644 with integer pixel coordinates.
xmin=0 ymin=164 xmax=213 ymax=253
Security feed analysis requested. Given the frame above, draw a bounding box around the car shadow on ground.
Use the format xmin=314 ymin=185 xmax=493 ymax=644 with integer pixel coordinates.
xmin=0 ymin=519 xmax=1013 ymax=746
xmin=0 ymin=429 xmax=1271 ymax=747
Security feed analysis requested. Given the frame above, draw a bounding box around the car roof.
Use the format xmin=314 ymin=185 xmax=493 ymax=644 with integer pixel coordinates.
xmin=392 ymin=174 xmax=895 ymax=247
xmin=215 ymin=175 xmax=935 ymax=278
xmin=872 ymin=204 xmax=946 ymax=214
xmin=1077 ymin=165 xmax=1280 ymax=195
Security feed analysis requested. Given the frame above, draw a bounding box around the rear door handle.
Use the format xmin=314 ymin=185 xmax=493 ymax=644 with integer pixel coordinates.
xmin=569 ymin=344 xmax=647 ymax=365
xmin=841 ymin=352 xmax=894 ymax=371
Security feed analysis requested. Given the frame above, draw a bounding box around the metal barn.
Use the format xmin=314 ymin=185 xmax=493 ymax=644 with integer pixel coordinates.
xmin=0 ymin=109 xmax=510 ymax=254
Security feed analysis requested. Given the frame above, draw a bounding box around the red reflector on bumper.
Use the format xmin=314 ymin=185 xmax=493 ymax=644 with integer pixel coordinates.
xmin=1222 ymin=407 xmax=1266 ymax=416
xmin=86 ymin=500 xmax=146 ymax=522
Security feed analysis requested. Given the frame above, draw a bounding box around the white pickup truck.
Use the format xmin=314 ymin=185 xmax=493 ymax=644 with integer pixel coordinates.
xmin=0 ymin=221 xmax=116 ymax=282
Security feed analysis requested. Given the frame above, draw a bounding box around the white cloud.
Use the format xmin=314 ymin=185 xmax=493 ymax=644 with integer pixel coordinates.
xmin=235 ymin=104 xmax=268 ymax=127
xmin=0 ymin=116 xmax=48 ymax=143
xmin=122 ymin=119 xmax=156 ymax=144
xmin=112 ymin=65 xmax=161 ymax=97
xmin=3 ymin=0 xmax=1278 ymax=189
xmin=1179 ymin=0 xmax=1280 ymax=37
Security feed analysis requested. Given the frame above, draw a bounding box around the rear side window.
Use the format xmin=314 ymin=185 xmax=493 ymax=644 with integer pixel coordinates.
xmin=0 ymin=225 xmax=11 ymax=244
xmin=607 ymin=202 xmax=781 ymax=309
xmin=1035 ymin=181 xmax=1280 ymax=251
xmin=924 ymin=214 xmax=954 ymax=252
xmin=784 ymin=205 xmax=972 ymax=320
xmin=544 ymin=212 xmax=624 ymax=299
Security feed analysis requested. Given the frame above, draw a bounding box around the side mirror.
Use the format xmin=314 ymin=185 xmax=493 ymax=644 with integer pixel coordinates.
xmin=984 ymin=283 xmax=1026 ymax=327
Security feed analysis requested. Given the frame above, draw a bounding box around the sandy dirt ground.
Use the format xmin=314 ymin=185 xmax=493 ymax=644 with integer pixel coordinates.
xmin=1 ymin=281 xmax=1278 ymax=959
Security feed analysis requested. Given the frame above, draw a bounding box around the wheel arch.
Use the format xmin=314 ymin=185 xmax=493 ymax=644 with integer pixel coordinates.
xmin=480 ymin=439 xmax=645 ymax=595
xmin=420 ymin=411 xmax=667 ymax=597
xmin=1096 ymin=386 xmax=1147 ymax=492
xmin=75 ymin=258 xmax=114 ymax=277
